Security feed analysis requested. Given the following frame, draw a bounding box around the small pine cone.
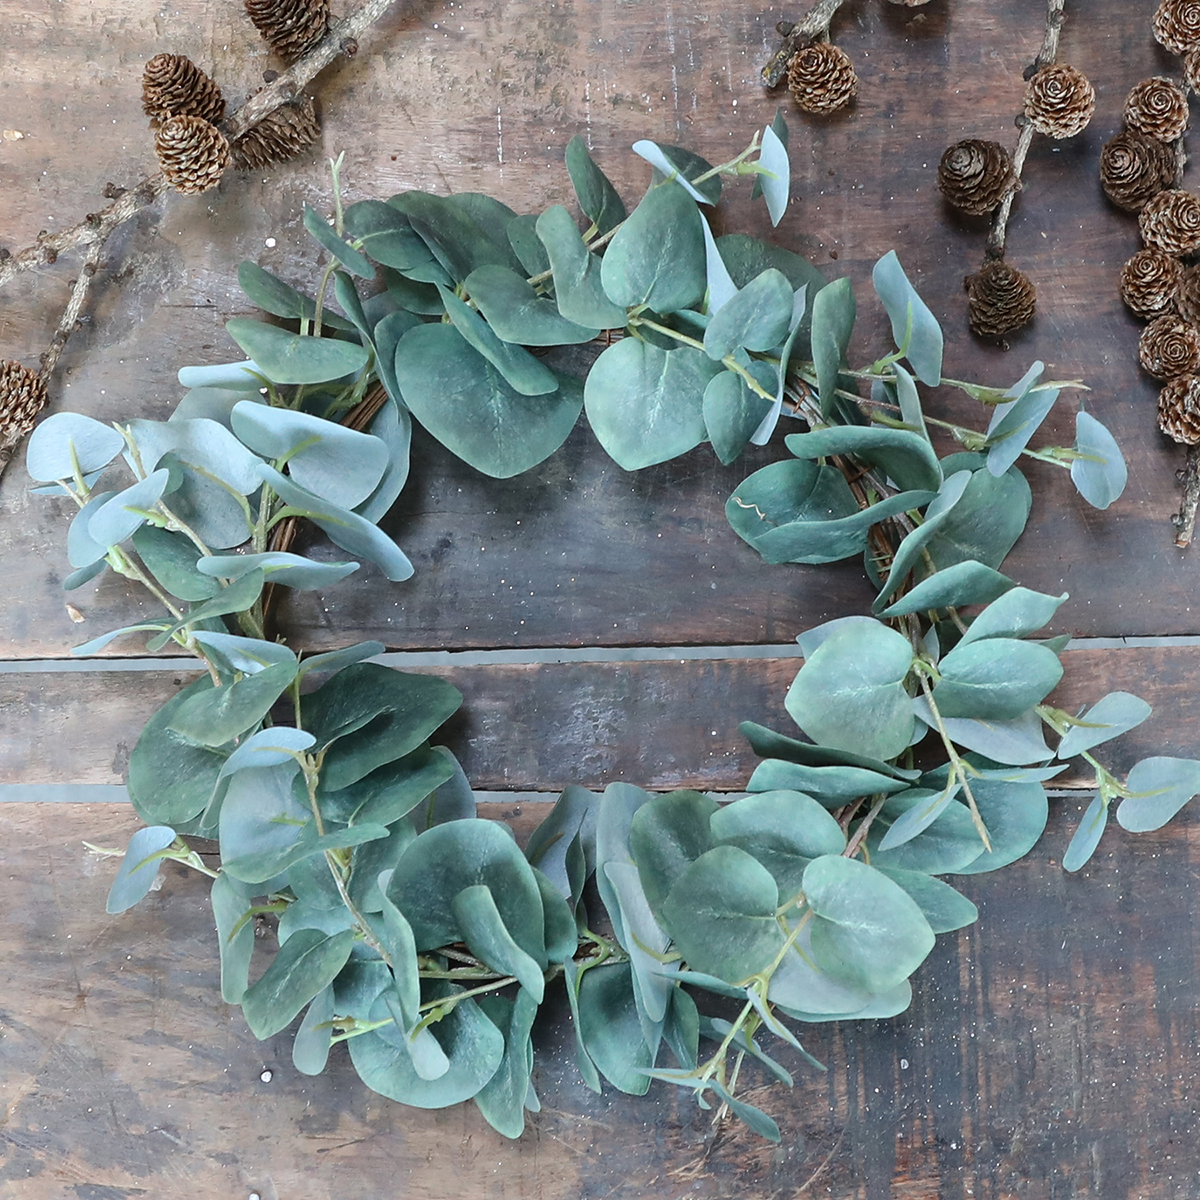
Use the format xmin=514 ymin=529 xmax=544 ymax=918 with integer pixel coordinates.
xmin=1023 ymin=64 xmax=1096 ymax=139
xmin=937 ymin=139 xmax=1016 ymax=215
xmin=1100 ymin=130 xmax=1177 ymax=212
xmin=1177 ymin=265 xmax=1200 ymax=323
xmin=1140 ymin=188 xmax=1200 ymax=254
xmin=1185 ymin=48 xmax=1200 ymax=92
xmin=232 ymin=97 xmax=320 ymax=169
xmin=141 ymin=53 xmax=226 ymax=125
xmin=1153 ymin=0 xmax=1200 ymax=55
xmin=1138 ymin=315 xmax=1200 ymax=380
xmin=964 ymin=259 xmax=1037 ymax=338
xmin=0 ymin=360 xmax=48 ymax=455
xmin=1159 ymin=374 xmax=1200 ymax=443
xmin=787 ymin=43 xmax=858 ymax=114
xmin=244 ymin=0 xmax=330 ymax=63
xmin=1125 ymin=77 xmax=1190 ymax=143
xmin=155 ymin=115 xmax=231 ymax=195
xmin=1121 ymin=249 xmax=1183 ymax=319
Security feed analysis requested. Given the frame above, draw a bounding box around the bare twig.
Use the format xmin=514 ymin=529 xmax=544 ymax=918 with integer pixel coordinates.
xmin=984 ymin=0 xmax=1065 ymax=259
xmin=37 ymin=240 xmax=103 ymax=383
xmin=761 ymin=0 xmax=848 ymax=88
xmin=1174 ymin=445 xmax=1200 ymax=548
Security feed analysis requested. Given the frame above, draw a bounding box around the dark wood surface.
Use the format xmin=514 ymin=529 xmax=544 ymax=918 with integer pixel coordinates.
xmin=5 ymin=0 xmax=1200 ymax=1195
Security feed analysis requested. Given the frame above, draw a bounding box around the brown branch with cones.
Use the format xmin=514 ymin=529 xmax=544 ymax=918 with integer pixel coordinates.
xmin=0 ymin=0 xmax=401 ymax=474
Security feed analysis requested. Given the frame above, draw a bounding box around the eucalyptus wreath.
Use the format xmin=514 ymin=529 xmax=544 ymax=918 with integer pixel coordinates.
xmin=28 ymin=118 xmax=1200 ymax=1143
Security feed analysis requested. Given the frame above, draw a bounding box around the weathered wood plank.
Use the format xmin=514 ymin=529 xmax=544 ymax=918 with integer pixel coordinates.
xmin=1 ymin=799 xmax=1198 ymax=1198
xmin=2 ymin=0 xmax=1199 ymax=661
xmin=4 ymin=645 xmax=1199 ymax=791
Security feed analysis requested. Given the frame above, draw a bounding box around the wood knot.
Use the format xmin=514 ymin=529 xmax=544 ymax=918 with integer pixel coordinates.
xmin=102 ymin=182 xmax=127 ymax=200
xmin=341 ymin=36 xmax=359 ymax=57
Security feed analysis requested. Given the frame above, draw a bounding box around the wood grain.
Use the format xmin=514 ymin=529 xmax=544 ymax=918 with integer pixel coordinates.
xmin=1 ymin=799 xmax=1198 ymax=1199
xmin=3 ymin=0 xmax=1200 ymax=659
xmin=4 ymin=645 xmax=1199 ymax=792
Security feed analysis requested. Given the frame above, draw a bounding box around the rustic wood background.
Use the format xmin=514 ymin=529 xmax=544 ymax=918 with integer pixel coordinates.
xmin=4 ymin=0 xmax=1200 ymax=1195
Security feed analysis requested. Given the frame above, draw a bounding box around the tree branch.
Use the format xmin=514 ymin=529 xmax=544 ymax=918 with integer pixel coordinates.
xmin=761 ymin=0 xmax=849 ymax=89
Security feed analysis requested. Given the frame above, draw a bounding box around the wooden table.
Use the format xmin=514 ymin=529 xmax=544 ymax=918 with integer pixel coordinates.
xmin=4 ymin=0 xmax=1200 ymax=1195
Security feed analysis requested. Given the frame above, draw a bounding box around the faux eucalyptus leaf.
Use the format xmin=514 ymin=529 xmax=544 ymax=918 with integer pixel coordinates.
xmin=106 ymin=825 xmax=178 ymax=914
xmin=1071 ymin=410 xmax=1128 ymax=510
xmin=739 ymin=720 xmax=918 ymax=780
xmin=912 ymin=697 xmax=1052 ymax=766
xmin=67 ymin=490 xmax=116 ymax=568
xmin=871 ymin=251 xmax=943 ymax=386
xmin=703 ymin=367 xmax=773 ymax=465
xmin=875 ymin=867 xmax=979 ymax=934
xmin=211 ymin=871 xmax=256 ymax=1004
xmin=464 ymin=265 xmax=598 ymax=346
xmin=959 ymin=586 xmax=1068 ymax=645
xmin=785 ymin=425 xmax=942 ymax=494
xmin=236 ymin=260 xmax=356 ymax=331
xmin=26 ymin=412 xmax=125 ymax=482
xmin=565 ymin=135 xmax=627 ymax=233
xmin=747 ymin=759 xmax=911 ymax=804
xmin=877 ymin=560 xmax=1014 ymax=617
xmin=703 ymin=269 xmax=794 ymax=360
xmin=950 ymin=776 xmax=1049 ymax=874
xmin=343 ymin=199 xmax=432 ymax=270
xmin=226 ymin=319 xmax=369 ymax=385
xmin=1117 ymin=757 xmax=1200 ymax=832
xmin=756 ymin=121 xmax=790 ymax=227
xmin=933 ymin=637 xmax=1063 ymax=720
xmin=302 ymin=205 xmax=374 ymax=278
xmin=87 ymin=469 xmax=170 ymax=549
xmin=242 ymin=927 xmax=357 ymax=1039
xmin=923 ymin=457 xmax=1032 ymax=573
xmin=219 ymin=726 xmax=315 ymax=777
xmin=534 ymin=205 xmax=627 ymax=329
xmin=1062 ymin=794 xmax=1107 ymax=873
xmin=985 ymin=383 xmax=1060 ymax=477
xmin=1057 ymin=691 xmax=1153 ymax=759
xmin=810 ymin=277 xmax=855 ymax=419
xmin=198 ymin=551 xmax=359 ymax=591
xmin=131 ymin=526 xmax=220 ymax=601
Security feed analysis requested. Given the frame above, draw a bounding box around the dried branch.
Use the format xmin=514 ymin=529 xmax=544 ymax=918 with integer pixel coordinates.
xmin=37 ymin=240 xmax=103 ymax=383
xmin=1174 ymin=445 xmax=1200 ymax=548
xmin=761 ymin=0 xmax=849 ymax=88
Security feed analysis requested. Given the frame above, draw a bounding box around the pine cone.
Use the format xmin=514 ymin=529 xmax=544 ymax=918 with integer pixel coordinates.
xmin=1185 ymin=48 xmax=1200 ymax=93
xmin=1177 ymin=265 xmax=1200 ymax=323
xmin=141 ymin=53 xmax=226 ymax=125
xmin=1125 ymin=77 xmax=1190 ymax=143
xmin=1139 ymin=188 xmax=1200 ymax=254
xmin=1159 ymin=374 xmax=1200 ymax=443
xmin=937 ymin=139 xmax=1016 ymax=215
xmin=155 ymin=115 xmax=231 ymax=195
xmin=1023 ymin=64 xmax=1096 ymax=139
xmin=232 ymin=97 xmax=320 ymax=169
xmin=244 ymin=0 xmax=330 ymax=63
xmin=0 ymin=360 xmax=48 ymax=457
xmin=787 ymin=43 xmax=858 ymax=114
xmin=1121 ymin=249 xmax=1183 ymax=319
xmin=1153 ymin=0 xmax=1200 ymax=55
xmin=1100 ymin=130 xmax=1176 ymax=212
xmin=964 ymin=259 xmax=1037 ymax=338
xmin=1138 ymin=315 xmax=1200 ymax=380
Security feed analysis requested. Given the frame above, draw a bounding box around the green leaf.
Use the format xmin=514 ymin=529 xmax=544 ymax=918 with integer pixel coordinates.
xmin=87 ymin=469 xmax=170 ymax=548
xmin=506 ymin=212 xmax=551 ymax=276
xmin=533 ymin=867 xmax=580 ymax=963
xmin=26 ymin=412 xmax=124 ymax=482
xmin=584 ymin=338 xmax=720 ymax=470
xmin=740 ymin=720 xmax=919 ymax=780
xmin=168 ymin=659 xmax=298 ymax=748
xmin=747 ymin=759 xmax=910 ymax=804
xmin=628 ymin=790 xmax=717 ymax=918
xmin=709 ymin=1080 xmax=782 ymax=1142
xmin=923 ymin=459 xmax=1032 ymax=573
xmin=875 ymin=867 xmax=979 ymax=934
xmin=225 ymin=319 xmax=369 ymax=385
xmin=1117 ymin=757 xmax=1200 ymax=832
xmin=464 ymin=265 xmax=598 ymax=346
xmin=131 ymin=527 xmax=220 ymax=601
xmin=785 ymin=425 xmax=943 ymax=494
xmin=950 ymin=777 xmax=1049 ymax=874
xmin=565 ymin=136 xmax=627 ymax=233
xmin=810 ymin=277 xmax=855 ymax=418
xmin=702 ymin=269 xmax=794 ymax=360
xmin=534 ymin=205 xmax=627 ymax=329
xmin=452 ymin=885 xmax=546 ymax=1002
xmin=802 ymin=855 xmax=935 ymax=993
xmin=716 ymin=233 xmax=824 ymax=296
xmin=756 ymin=121 xmax=790 ymax=227
xmin=212 ymin=871 xmax=255 ymax=1004
xmin=709 ymin=790 xmax=845 ymax=896
xmin=959 ymin=586 xmax=1069 ymax=645
xmin=891 ymin=364 xmax=928 ymax=441
xmin=1057 ymin=691 xmax=1153 ymax=759
xmin=106 ymin=825 xmax=177 ymax=914
xmin=933 ymin=638 xmax=1063 ymax=720
xmin=1062 ymin=794 xmax=1107 ymax=872
xmin=190 ymin=630 xmax=296 ymax=676
xmin=985 ymin=384 xmax=1060 ymax=477
xmin=293 ymin=985 xmax=336 ymax=1075
xmin=394 ymin=323 xmax=582 ymax=478
xmin=863 ymin=792 xmax=985 ymax=874
xmin=177 ymin=360 xmax=264 ymax=391
xmin=475 ymin=989 xmax=540 ymax=1138
xmin=127 ymin=676 xmax=228 ymax=825
xmin=241 ymin=928 xmax=356 ymax=1039
xmin=874 ymin=783 xmax=960 ymax=852
xmin=302 ymin=206 xmax=374 ymax=278
xmin=437 ymin=285 xmax=560 ymax=396
xmin=785 ymin=620 xmax=915 ymax=761
xmin=67 ymin=490 xmax=116 ymax=568
xmin=348 ymin=821 xmax=416 ymax=913
xmin=301 ymin=662 xmax=462 ymax=789
xmin=600 ymin=183 xmax=705 ymax=314
xmin=372 ymin=310 xmax=422 ymax=407
xmin=1071 ymin=410 xmax=1128 ymax=509
xmin=325 ymin=743 xmax=455 ymax=827
xmin=217 ymin=761 xmax=309 ymax=880
xmin=639 ymin=143 xmax=722 ymax=205
xmin=197 ymin=551 xmax=358 ymax=591
xmin=576 ymin=962 xmax=656 ymax=1095
xmin=660 ymin=846 xmax=786 ymax=983
xmin=163 ymin=569 xmax=264 ymax=635
xmin=388 ymin=191 xmax=510 ymax=284
xmin=231 ymin=400 xmax=389 ymax=510
xmin=703 ymin=368 xmax=773 ymax=465
xmin=524 ymin=784 xmax=597 ymax=902
xmin=236 ymin=261 xmax=355 ymax=331
xmin=386 ymin=819 xmax=545 ymax=962
xmin=297 ymin=640 xmax=385 ymax=679
xmin=912 ymin=699 xmax=1052 ymax=765
xmin=343 ymin=200 xmax=431 ymax=270
xmin=445 ymin=194 xmax=525 ymax=271
xmin=258 ymin=466 xmax=414 ymax=581
xmin=877 ymin=560 xmax=1014 ymax=618
xmin=871 ymin=251 xmax=943 ymax=386
xmin=219 ymin=726 xmax=315 ymax=778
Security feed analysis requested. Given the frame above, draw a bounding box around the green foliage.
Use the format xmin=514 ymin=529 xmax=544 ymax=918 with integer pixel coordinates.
xmin=37 ymin=129 xmax=1172 ymax=1148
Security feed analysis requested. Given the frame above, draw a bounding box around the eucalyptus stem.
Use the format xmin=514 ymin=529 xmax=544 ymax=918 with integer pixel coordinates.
xmin=843 ymin=795 xmax=888 ymax=860
xmin=761 ymin=0 xmax=848 ymax=88
xmin=985 ymin=0 xmax=1065 ymax=260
